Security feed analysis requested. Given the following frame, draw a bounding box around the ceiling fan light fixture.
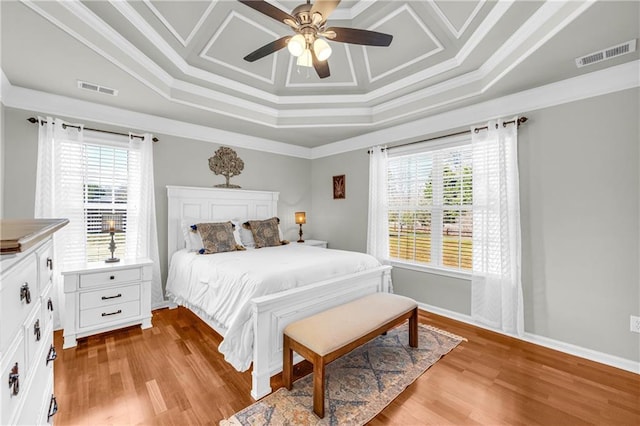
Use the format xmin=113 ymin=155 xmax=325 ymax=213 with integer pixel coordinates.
xmin=313 ymin=38 xmax=332 ymax=61
xmin=287 ymin=34 xmax=306 ymax=57
xmin=296 ymin=49 xmax=313 ymax=67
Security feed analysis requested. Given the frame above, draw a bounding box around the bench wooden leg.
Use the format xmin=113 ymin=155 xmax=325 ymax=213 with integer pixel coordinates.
xmin=409 ymin=307 xmax=418 ymax=348
xmin=313 ymin=355 xmax=325 ymax=418
xmin=283 ymin=335 xmax=293 ymax=390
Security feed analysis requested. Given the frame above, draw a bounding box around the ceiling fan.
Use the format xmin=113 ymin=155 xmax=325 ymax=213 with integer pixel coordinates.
xmin=238 ymin=0 xmax=393 ymax=79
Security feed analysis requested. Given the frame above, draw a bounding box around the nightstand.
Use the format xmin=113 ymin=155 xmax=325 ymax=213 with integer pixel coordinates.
xmin=297 ymin=239 xmax=328 ymax=248
xmin=60 ymin=258 xmax=153 ymax=349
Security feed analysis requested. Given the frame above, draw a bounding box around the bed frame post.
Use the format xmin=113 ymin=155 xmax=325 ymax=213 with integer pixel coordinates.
xmin=251 ymin=304 xmax=272 ymax=400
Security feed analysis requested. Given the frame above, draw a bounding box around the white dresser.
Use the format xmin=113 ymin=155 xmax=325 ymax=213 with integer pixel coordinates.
xmin=0 ymin=219 xmax=68 ymax=425
xmin=61 ymin=258 xmax=153 ymax=349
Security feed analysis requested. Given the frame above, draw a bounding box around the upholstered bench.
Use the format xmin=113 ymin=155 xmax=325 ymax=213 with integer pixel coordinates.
xmin=283 ymin=292 xmax=418 ymax=418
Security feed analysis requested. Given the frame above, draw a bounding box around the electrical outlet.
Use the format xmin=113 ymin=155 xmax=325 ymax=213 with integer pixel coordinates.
xmin=631 ymin=315 xmax=640 ymax=333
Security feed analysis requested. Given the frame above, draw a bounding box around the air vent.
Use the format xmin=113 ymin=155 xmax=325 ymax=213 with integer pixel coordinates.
xmin=77 ymin=80 xmax=118 ymax=96
xmin=575 ymin=39 xmax=636 ymax=68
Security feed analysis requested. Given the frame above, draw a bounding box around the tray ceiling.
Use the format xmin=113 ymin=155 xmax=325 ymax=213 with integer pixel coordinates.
xmin=1 ymin=1 xmax=639 ymax=148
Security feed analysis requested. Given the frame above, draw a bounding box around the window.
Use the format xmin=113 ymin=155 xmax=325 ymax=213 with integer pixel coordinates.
xmin=83 ymin=144 xmax=129 ymax=262
xmin=387 ymin=141 xmax=472 ymax=272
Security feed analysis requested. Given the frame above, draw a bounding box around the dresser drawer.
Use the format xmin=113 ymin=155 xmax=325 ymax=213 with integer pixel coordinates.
xmin=36 ymin=241 xmax=54 ymax=292
xmin=79 ymin=284 xmax=140 ymax=310
xmin=0 ymin=255 xmax=39 ymax=351
xmin=79 ymin=300 xmax=141 ymax=328
xmin=1 ymin=334 xmax=26 ymax=425
xmin=79 ymin=267 xmax=141 ymax=288
xmin=15 ymin=330 xmax=54 ymax=426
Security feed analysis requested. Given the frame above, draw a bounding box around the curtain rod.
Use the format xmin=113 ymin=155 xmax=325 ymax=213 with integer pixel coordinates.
xmin=27 ymin=117 xmax=159 ymax=143
xmin=368 ymin=116 xmax=528 ymax=153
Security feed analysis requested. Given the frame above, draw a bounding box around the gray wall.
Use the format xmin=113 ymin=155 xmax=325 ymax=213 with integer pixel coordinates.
xmin=2 ymin=107 xmax=313 ymax=292
xmin=311 ymin=88 xmax=640 ymax=363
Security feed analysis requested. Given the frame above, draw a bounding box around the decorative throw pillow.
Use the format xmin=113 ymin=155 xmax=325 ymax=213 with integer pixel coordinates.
xmin=196 ymin=221 xmax=245 ymax=254
xmin=246 ymin=217 xmax=285 ymax=248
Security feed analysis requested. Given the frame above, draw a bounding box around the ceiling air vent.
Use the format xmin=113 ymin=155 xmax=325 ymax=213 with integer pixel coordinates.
xmin=575 ymin=39 xmax=636 ymax=68
xmin=77 ymin=80 xmax=118 ymax=96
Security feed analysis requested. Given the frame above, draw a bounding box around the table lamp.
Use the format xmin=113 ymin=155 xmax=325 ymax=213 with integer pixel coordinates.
xmin=101 ymin=213 xmax=123 ymax=263
xmin=295 ymin=211 xmax=306 ymax=243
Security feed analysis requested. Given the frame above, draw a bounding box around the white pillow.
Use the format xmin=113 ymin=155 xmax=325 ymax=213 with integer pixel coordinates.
xmin=182 ymin=218 xmax=243 ymax=251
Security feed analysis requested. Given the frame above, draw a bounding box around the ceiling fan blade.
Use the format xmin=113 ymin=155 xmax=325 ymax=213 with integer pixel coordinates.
xmin=238 ymin=0 xmax=296 ymax=25
xmin=325 ymin=27 xmax=393 ymax=46
xmin=310 ymin=0 xmax=341 ymax=23
xmin=311 ymin=48 xmax=330 ymax=79
xmin=244 ymin=36 xmax=292 ymax=62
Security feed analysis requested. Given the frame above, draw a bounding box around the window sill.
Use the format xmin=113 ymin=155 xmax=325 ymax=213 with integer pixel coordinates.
xmin=388 ymin=260 xmax=472 ymax=281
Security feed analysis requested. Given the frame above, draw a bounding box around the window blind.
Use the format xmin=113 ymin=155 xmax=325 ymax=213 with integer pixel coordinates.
xmin=387 ymin=143 xmax=473 ymax=271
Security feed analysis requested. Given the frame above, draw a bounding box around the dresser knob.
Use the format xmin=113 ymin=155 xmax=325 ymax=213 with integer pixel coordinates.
xmin=34 ymin=319 xmax=41 ymax=342
xmin=8 ymin=363 xmax=19 ymax=396
xmin=110 ymin=275 xmax=115 ymax=280
xmin=46 ymin=345 xmax=57 ymax=365
xmin=20 ymin=283 xmax=31 ymax=304
xmin=47 ymin=395 xmax=58 ymax=421
xmin=47 ymin=298 xmax=54 ymax=311
xmin=46 ymin=257 xmax=53 ymax=270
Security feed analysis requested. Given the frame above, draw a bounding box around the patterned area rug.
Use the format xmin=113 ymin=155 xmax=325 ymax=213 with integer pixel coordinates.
xmin=221 ymin=323 xmax=464 ymax=426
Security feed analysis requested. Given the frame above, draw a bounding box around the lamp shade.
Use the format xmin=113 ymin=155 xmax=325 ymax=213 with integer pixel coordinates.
xmin=295 ymin=211 xmax=306 ymax=224
xmin=287 ymin=34 xmax=306 ymax=57
xmin=296 ymin=49 xmax=313 ymax=67
xmin=101 ymin=213 xmax=123 ymax=233
xmin=313 ymin=38 xmax=332 ymax=61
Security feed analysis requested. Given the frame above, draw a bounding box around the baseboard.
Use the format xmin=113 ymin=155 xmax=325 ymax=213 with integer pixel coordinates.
xmin=418 ymin=302 xmax=640 ymax=375
xmin=152 ymin=300 xmax=175 ymax=310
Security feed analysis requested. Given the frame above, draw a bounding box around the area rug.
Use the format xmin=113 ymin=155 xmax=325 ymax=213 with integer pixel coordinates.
xmin=221 ymin=323 xmax=465 ymax=426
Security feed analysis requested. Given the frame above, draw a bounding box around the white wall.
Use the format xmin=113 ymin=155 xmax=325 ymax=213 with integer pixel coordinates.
xmin=311 ymin=88 xmax=640 ymax=364
xmin=0 ymin=102 xmax=4 ymax=218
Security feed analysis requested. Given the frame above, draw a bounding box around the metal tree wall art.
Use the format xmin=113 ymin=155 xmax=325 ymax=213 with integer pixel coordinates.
xmin=209 ymin=146 xmax=244 ymax=188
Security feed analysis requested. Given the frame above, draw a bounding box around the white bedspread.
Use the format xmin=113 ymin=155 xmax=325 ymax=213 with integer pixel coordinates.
xmin=166 ymin=244 xmax=381 ymax=371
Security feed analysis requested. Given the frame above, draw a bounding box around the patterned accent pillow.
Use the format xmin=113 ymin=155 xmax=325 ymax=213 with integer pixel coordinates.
xmin=247 ymin=217 xmax=284 ymax=248
xmin=196 ymin=222 xmax=245 ymax=254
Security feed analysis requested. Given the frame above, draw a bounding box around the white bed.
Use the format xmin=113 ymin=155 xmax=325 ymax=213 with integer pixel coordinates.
xmin=166 ymin=185 xmax=392 ymax=399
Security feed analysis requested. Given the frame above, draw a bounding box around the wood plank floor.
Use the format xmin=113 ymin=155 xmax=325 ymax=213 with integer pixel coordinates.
xmin=53 ymin=307 xmax=640 ymax=425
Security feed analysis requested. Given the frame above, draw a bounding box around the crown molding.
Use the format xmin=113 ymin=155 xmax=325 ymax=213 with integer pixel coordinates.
xmin=143 ymin=0 xmax=215 ymax=47
xmin=310 ymin=60 xmax=640 ymax=159
xmin=430 ymin=0 xmax=485 ymax=40
xmin=1 ymin=79 xmax=311 ymax=159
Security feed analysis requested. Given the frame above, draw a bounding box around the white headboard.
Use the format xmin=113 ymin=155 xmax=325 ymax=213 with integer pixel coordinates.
xmin=166 ymin=186 xmax=279 ymax=261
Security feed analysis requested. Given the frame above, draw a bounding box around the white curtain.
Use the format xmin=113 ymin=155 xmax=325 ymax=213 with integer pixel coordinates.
xmin=471 ymin=117 xmax=524 ymax=336
xmin=126 ymin=133 xmax=163 ymax=307
xmin=367 ymin=146 xmax=389 ymax=261
xmin=35 ymin=117 xmax=87 ymax=328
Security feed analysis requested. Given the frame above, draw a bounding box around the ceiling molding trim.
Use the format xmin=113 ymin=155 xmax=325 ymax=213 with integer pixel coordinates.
xmin=455 ymin=0 xmax=511 ymax=63
xmin=285 ymin=45 xmax=358 ymax=88
xmin=2 ymin=81 xmax=312 ymax=159
xmin=0 ymin=70 xmax=11 ymax=104
xmin=199 ymin=11 xmax=279 ymax=85
xmin=109 ymin=0 xmax=282 ymax=103
xmin=143 ymin=0 xmax=216 ymax=47
xmin=430 ymin=0 xmax=485 ymax=39
xmin=363 ymin=4 xmax=444 ymax=83
xmin=310 ymin=60 xmax=640 ymax=159
xmin=481 ymin=0 xmax=595 ymax=92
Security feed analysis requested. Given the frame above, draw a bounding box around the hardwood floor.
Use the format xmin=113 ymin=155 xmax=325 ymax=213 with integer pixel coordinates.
xmin=53 ymin=307 xmax=639 ymax=425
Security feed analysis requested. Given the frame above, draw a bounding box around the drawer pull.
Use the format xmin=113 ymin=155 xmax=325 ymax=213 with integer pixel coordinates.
xmin=20 ymin=283 xmax=31 ymax=304
xmin=46 ymin=345 xmax=57 ymax=365
xmin=102 ymin=309 xmax=122 ymax=317
xmin=48 ymin=298 xmax=54 ymax=311
xmin=8 ymin=363 xmax=19 ymax=396
xmin=47 ymin=394 xmax=58 ymax=421
xmin=110 ymin=275 xmax=115 ymax=280
xmin=101 ymin=293 xmax=122 ymax=300
xmin=47 ymin=257 xmax=53 ymax=270
xmin=34 ymin=319 xmax=41 ymax=341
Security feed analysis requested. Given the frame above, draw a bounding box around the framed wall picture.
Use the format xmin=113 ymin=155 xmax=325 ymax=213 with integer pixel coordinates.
xmin=333 ymin=174 xmax=345 ymax=199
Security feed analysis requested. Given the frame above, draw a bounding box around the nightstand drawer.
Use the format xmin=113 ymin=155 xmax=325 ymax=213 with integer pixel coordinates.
xmin=79 ymin=268 xmax=141 ymax=288
xmin=79 ymin=284 xmax=140 ymax=310
xmin=79 ymin=300 xmax=140 ymax=328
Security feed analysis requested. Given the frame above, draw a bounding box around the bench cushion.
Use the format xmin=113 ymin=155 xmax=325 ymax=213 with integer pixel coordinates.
xmin=283 ymin=293 xmax=417 ymax=356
